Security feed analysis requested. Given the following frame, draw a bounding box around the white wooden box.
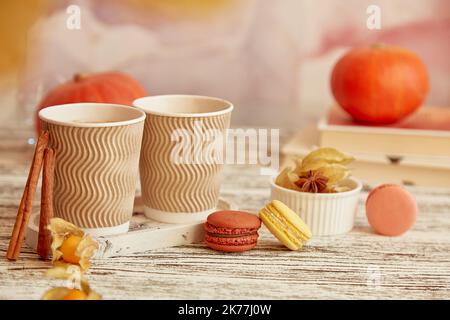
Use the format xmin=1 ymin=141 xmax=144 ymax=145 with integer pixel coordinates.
xmin=25 ymin=198 xmax=233 ymax=258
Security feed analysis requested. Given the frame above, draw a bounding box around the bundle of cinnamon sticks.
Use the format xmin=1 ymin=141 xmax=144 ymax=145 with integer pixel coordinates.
xmin=6 ymin=131 xmax=56 ymax=260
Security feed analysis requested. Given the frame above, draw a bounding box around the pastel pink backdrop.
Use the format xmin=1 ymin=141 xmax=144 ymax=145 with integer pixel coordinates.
xmin=16 ymin=0 xmax=450 ymax=127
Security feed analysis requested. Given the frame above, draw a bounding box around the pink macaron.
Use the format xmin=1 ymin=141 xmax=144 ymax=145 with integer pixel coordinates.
xmin=366 ymin=184 xmax=418 ymax=236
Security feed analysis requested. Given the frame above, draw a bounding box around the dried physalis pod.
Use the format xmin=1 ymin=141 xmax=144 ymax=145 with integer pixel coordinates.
xmin=299 ymin=159 xmax=330 ymax=173
xmin=46 ymin=261 xmax=83 ymax=280
xmin=41 ymin=285 xmax=101 ymax=300
xmin=300 ymin=162 xmax=350 ymax=188
xmin=316 ymin=164 xmax=351 ymax=186
xmin=302 ymin=147 xmax=354 ymax=168
xmin=48 ymin=218 xmax=98 ymax=271
xmin=292 ymin=158 xmax=303 ymax=176
xmin=42 ymin=263 xmax=102 ymax=300
xmin=296 ymin=148 xmax=354 ymax=193
xmin=275 ymin=167 xmax=302 ymax=191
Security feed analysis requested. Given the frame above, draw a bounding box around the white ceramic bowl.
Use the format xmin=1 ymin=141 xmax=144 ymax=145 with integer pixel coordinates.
xmin=270 ymin=177 xmax=362 ymax=236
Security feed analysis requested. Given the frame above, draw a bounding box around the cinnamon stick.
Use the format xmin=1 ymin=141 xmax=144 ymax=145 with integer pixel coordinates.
xmin=6 ymin=131 xmax=49 ymax=260
xmin=37 ymin=148 xmax=55 ymax=260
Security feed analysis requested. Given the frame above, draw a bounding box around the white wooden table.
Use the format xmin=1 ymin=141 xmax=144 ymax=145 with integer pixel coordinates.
xmin=0 ymin=125 xmax=449 ymax=299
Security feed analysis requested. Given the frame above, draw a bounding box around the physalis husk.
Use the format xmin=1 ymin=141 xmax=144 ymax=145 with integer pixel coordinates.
xmin=42 ymin=263 xmax=101 ymax=300
xmin=275 ymin=167 xmax=302 ymax=191
xmin=48 ymin=218 xmax=99 ymax=271
xmin=276 ymin=147 xmax=355 ymax=193
xmin=302 ymin=147 xmax=354 ymax=167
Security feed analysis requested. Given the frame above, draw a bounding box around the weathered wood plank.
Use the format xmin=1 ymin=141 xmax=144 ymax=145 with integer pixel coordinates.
xmin=0 ymin=126 xmax=449 ymax=300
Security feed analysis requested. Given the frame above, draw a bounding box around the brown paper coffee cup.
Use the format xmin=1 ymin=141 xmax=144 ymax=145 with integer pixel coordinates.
xmin=39 ymin=103 xmax=145 ymax=236
xmin=134 ymin=95 xmax=233 ymax=223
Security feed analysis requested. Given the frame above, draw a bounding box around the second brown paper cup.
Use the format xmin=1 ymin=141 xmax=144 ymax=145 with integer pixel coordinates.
xmin=134 ymin=95 xmax=233 ymax=223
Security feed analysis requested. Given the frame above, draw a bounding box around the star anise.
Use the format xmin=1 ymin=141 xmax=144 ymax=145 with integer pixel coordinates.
xmin=295 ymin=170 xmax=329 ymax=193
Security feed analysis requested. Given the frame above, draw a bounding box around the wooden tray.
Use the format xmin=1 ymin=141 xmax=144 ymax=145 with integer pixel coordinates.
xmin=25 ymin=198 xmax=233 ymax=258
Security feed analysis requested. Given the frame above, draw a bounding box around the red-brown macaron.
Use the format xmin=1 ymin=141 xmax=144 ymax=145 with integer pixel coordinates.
xmin=204 ymin=210 xmax=262 ymax=252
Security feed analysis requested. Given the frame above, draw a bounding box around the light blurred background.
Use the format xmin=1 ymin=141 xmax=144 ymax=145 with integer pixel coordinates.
xmin=1 ymin=0 xmax=449 ymax=128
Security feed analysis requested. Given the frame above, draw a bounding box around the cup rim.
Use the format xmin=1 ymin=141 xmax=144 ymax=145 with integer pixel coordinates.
xmin=39 ymin=103 xmax=146 ymax=128
xmin=270 ymin=176 xmax=363 ymax=198
xmin=133 ymin=94 xmax=234 ymax=118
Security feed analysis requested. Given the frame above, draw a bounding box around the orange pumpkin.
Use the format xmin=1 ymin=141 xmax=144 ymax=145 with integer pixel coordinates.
xmin=331 ymin=45 xmax=429 ymax=124
xmin=35 ymin=72 xmax=148 ymax=134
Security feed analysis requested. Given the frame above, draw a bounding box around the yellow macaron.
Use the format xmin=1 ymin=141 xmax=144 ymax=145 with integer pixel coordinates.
xmin=259 ymin=200 xmax=312 ymax=250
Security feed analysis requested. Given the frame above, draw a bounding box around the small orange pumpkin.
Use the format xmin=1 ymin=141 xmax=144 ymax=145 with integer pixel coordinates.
xmin=331 ymin=44 xmax=429 ymax=124
xmin=35 ymin=72 xmax=148 ymax=134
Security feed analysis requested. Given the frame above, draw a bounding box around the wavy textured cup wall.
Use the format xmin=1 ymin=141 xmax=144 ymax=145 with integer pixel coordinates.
xmin=270 ymin=178 xmax=362 ymax=235
xmin=43 ymin=122 xmax=144 ymax=229
xmin=140 ymin=113 xmax=231 ymax=215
